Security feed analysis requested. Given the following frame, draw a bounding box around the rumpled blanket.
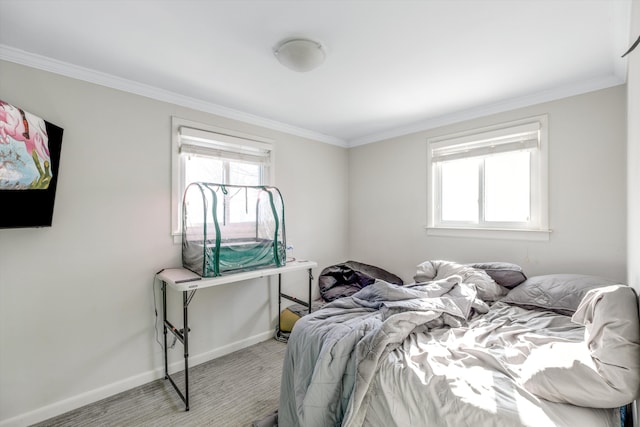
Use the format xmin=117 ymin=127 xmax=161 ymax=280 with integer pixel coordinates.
xmin=279 ymin=270 xmax=488 ymax=427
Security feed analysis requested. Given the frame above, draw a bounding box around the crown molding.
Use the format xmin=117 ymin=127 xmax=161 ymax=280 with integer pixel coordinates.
xmin=1 ymin=44 xmax=627 ymax=150
xmin=0 ymin=44 xmax=348 ymax=148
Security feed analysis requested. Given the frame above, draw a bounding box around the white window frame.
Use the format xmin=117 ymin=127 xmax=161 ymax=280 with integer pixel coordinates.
xmin=426 ymin=115 xmax=550 ymax=241
xmin=171 ymin=117 xmax=274 ymax=242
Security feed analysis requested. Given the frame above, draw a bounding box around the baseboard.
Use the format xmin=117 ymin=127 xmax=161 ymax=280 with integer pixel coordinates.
xmin=0 ymin=330 xmax=274 ymax=427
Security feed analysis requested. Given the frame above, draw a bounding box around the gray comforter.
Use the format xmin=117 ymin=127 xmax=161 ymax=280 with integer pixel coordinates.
xmin=279 ymin=275 xmax=487 ymax=426
xmin=279 ymin=268 xmax=622 ymax=427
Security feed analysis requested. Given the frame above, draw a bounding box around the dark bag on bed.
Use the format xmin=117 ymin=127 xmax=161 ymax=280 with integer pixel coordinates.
xmin=319 ymin=260 xmax=403 ymax=302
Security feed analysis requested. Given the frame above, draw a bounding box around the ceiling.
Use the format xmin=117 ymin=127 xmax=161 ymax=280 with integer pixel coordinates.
xmin=0 ymin=0 xmax=632 ymax=147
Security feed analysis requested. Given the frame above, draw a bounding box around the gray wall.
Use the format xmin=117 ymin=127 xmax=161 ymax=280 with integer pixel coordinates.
xmin=627 ymin=0 xmax=640 ymax=298
xmin=348 ymin=85 xmax=627 ymax=283
xmin=0 ymin=60 xmax=349 ymax=425
xmin=625 ymin=0 xmax=639 ymax=422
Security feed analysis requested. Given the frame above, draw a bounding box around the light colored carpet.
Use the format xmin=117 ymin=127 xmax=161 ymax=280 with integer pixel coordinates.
xmin=32 ymin=339 xmax=286 ymax=427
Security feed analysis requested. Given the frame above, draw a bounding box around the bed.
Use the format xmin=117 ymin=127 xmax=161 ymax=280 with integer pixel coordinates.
xmin=278 ymin=260 xmax=640 ymax=427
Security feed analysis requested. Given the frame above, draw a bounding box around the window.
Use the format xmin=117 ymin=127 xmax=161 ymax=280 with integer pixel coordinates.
xmin=171 ymin=117 xmax=273 ymax=240
xmin=427 ymin=115 xmax=549 ymax=240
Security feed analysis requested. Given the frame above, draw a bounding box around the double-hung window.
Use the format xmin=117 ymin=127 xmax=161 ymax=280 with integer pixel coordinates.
xmin=427 ymin=115 xmax=549 ymax=240
xmin=171 ymin=117 xmax=273 ymax=240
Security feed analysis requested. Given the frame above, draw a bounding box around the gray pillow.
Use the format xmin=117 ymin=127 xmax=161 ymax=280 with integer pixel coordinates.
xmin=501 ymin=274 xmax=622 ymax=315
xmin=468 ymin=262 xmax=527 ymax=289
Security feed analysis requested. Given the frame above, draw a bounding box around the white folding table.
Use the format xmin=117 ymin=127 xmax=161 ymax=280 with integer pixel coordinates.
xmin=156 ymin=260 xmax=317 ymax=410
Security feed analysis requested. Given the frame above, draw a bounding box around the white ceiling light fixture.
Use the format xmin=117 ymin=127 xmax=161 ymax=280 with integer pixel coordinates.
xmin=273 ymin=38 xmax=326 ymax=72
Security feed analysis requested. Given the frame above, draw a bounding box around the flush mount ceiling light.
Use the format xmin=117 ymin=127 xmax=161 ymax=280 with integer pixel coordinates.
xmin=273 ymin=38 xmax=326 ymax=72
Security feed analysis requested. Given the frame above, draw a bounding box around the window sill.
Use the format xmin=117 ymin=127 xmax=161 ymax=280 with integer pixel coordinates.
xmin=425 ymin=226 xmax=551 ymax=241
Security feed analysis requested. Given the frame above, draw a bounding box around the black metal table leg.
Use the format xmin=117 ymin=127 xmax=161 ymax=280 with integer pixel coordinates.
xmin=308 ymin=268 xmax=313 ymax=314
xmin=162 ymin=282 xmax=168 ymax=379
xmin=278 ymin=274 xmax=282 ymax=336
xmin=183 ymin=290 xmax=189 ymax=411
xmin=162 ymin=283 xmax=191 ymax=411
